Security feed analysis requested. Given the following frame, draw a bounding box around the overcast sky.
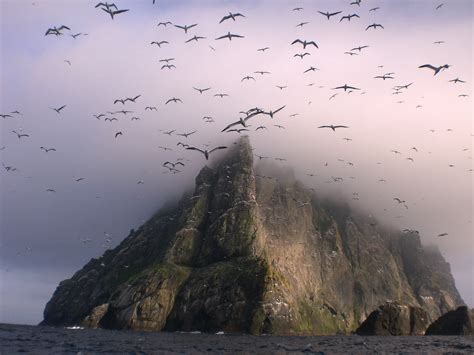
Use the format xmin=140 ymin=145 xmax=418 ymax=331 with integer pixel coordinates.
xmin=0 ymin=0 xmax=472 ymax=325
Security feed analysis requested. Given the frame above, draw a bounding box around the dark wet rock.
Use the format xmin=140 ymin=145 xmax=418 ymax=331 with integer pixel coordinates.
xmin=82 ymin=304 xmax=109 ymax=328
xmin=425 ymin=306 xmax=473 ymax=335
xmin=41 ymin=137 xmax=465 ymax=335
xmin=355 ymin=302 xmax=430 ymax=335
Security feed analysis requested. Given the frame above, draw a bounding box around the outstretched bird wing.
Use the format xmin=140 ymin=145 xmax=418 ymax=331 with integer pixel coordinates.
xmin=186 ymin=146 xmax=206 ymax=155
xmin=219 ymin=14 xmax=232 ymax=23
xmin=209 ymin=146 xmax=228 ymax=154
xmin=221 ymin=120 xmax=241 ymax=132
xmin=418 ymin=64 xmax=437 ymax=72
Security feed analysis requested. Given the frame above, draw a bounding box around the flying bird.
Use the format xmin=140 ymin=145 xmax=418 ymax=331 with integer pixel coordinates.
xmin=50 ymin=105 xmax=66 ymax=113
xmin=165 ymin=97 xmax=183 ymax=104
xmin=215 ymin=32 xmax=244 ymax=41
xmin=318 ymin=125 xmax=349 ymax=131
xmin=263 ymin=105 xmax=286 ymax=118
xmin=374 ymin=75 xmax=394 ymax=80
xmin=449 ymin=78 xmax=466 ymax=84
xmin=340 ymin=14 xmax=359 ymax=22
xmin=219 ymin=12 xmax=245 ymax=24
xmin=186 ymin=146 xmax=227 ymax=160
xmin=151 ymin=41 xmax=169 ymax=47
xmin=40 ymin=147 xmax=56 ymax=153
xmin=291 ymin=39 xmax=318 ymax=49
xmin=418 ymin=64 xmax=450 ymax=75
xmin=185 ymin=35 xmax=206 ymax=43
xmin=176 ymin=130 xmax=197 ymax=138
xmin=242 ymin=76 xmax=256 ymax=82
xmin=125 ymin=95 xmax=141 ymax=103
xmin=193 ymin=87 xmax=211 ymax=94
xmin=101 ymin=7 xmax=129 ymax=19
xmin=114 ymin=131 xmax=123 ymax=138
xmin=318 ymin=11 xmax=342 ymax=20
xmin=174 ymin=24 xmax=198 ymax=33
xmin=45 ymin=25 xmax=70 ymax=36
xmin=296 ymin=22 xmax=309 ymax=27
xmin=257 ymin=47 xmax=270 ymax=52
xmin=351 ymin=45 xmax=369 ymax=51
xmin=304 ymin=66 xmax=319 ymax=73
xmin=366 ymin=23 xmax=384 ymax=30
xmin=157 ymin=21 xmax=172 ymax=27
xmin=294 ymin=52 xmax=310 ymax=59
xmin=333 ymin=84 xmax=360 ymax=91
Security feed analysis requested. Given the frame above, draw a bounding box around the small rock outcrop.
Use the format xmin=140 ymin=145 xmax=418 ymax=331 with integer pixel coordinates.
xmin=355 ymin=302 xmax=430 ymax=335
xmin=425 ymin=306 xmax=473 ymax=335
xmin=41 ymin=137 xmax=465 ymax=335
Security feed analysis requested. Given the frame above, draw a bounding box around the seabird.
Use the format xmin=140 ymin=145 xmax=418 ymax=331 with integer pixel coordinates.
xmin=333 ymin=84 xmax=360 ymax=91
xmin=186 ymin=146 xmax=227 ymax=160
xmin=151 ymin=41 xmax=169 ymax=47
xmin=291 ymin=39 xmax=318 ymax=49
xmin=50 ymin=105 xmax=66 ymax=113
xmin=165 ymin=97 xmax=183 ymax=104
xmin=174 ymin=24 xmax=198 ymax=33
xmin=294 ymin=52 xmax=310 ymax=59
xmin=219 ymin=12 xmax=245 ymax=24
xmin=318 ymin=125 xmax=349 ymax=131
xmin=418 ymin=63 xmax=450 ymax=75
xmin=185 ymin=35 xmax=206 ymax=43
xmin=194 ymin=87 xmax=211 ymax=94
xmin=366 ymin=23 xmax=384 ymax=30
xmin=340 ymin=14 xmax=359 ymax=22
xmin=215 ymin=32 xmax=244 ymax=40
xmin=318 ymin=11 xmax=342 ymax=20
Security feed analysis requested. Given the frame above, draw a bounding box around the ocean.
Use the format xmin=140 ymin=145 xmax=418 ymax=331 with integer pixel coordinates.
xmin=1 ymin=323 xmax=473 ymax=354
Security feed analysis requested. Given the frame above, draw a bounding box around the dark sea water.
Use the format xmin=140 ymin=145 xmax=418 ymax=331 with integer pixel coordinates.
xmin=1 ymin=323 xmax=473 ymax=354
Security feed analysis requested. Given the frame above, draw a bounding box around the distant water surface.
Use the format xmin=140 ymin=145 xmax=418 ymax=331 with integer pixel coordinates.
xmin=1 ymin=324 xmax=473 ymax=354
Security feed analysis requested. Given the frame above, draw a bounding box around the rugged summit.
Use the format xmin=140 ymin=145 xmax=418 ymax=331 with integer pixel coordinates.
xmin=41 ymin=137 xmax=464 ymax=335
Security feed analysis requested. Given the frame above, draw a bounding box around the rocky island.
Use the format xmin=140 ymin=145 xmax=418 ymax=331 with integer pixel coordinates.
xmin=41 ymin=137 xmax=464 ymax=335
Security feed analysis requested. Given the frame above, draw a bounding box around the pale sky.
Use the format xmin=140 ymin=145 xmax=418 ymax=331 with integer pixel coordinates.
xmin=0 ymin=0 xmax=472 ymax=325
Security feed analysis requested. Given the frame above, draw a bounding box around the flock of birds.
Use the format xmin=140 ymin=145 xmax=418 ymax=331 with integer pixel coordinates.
xmin=2 ymin=0 xmax=472 ymax=259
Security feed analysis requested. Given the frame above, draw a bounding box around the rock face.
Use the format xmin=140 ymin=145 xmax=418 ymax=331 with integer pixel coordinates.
xmin=41 ymin=137 xmax=465 ymax=335
xmin=425 ymin=306 xmax=473 ymax=335
xmin=355 ymin=302 xmax=430 ymax=335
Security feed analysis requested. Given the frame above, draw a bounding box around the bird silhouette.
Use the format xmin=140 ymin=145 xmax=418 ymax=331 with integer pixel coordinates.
xmin=219 ymin=12 xmax=245 ymax=24
xmin=185 ymin=35 xmax=206 ymax=43
xmin=151 ymin=41 xmax=169 ymax=47
xmin=340 ymin=14 xmax=359 ymax=22
xmin=294 ymin=52 xmax=310 ymax=59
xmin=333 ymin=84 xmax=360 ymax=91
xmin=291 ymin=39 xmax=318 ymax=49
xmin=418 ymin=64 xmax=450 ymax=75
xmin=186 ymin=146 xmax=227 ymax=160
xmin=318 ymin=11 xmax=342 ymax=20
xmin=193 ymin=87 xmax=211 ymax=94
xmin=366 ymin=23 xmax=384 ymax=30
xmin=215 ymin=32 xmax=244 ymax=41
xmin=50 ymin=105 xmax=66 ymax=113
xmin=165 ymin=97 xmax=183 ymax=104
xmin=318 ymin=125 xmax=349 ymax=131
xmin=174 ymin=24 xmax=198 ymax=33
